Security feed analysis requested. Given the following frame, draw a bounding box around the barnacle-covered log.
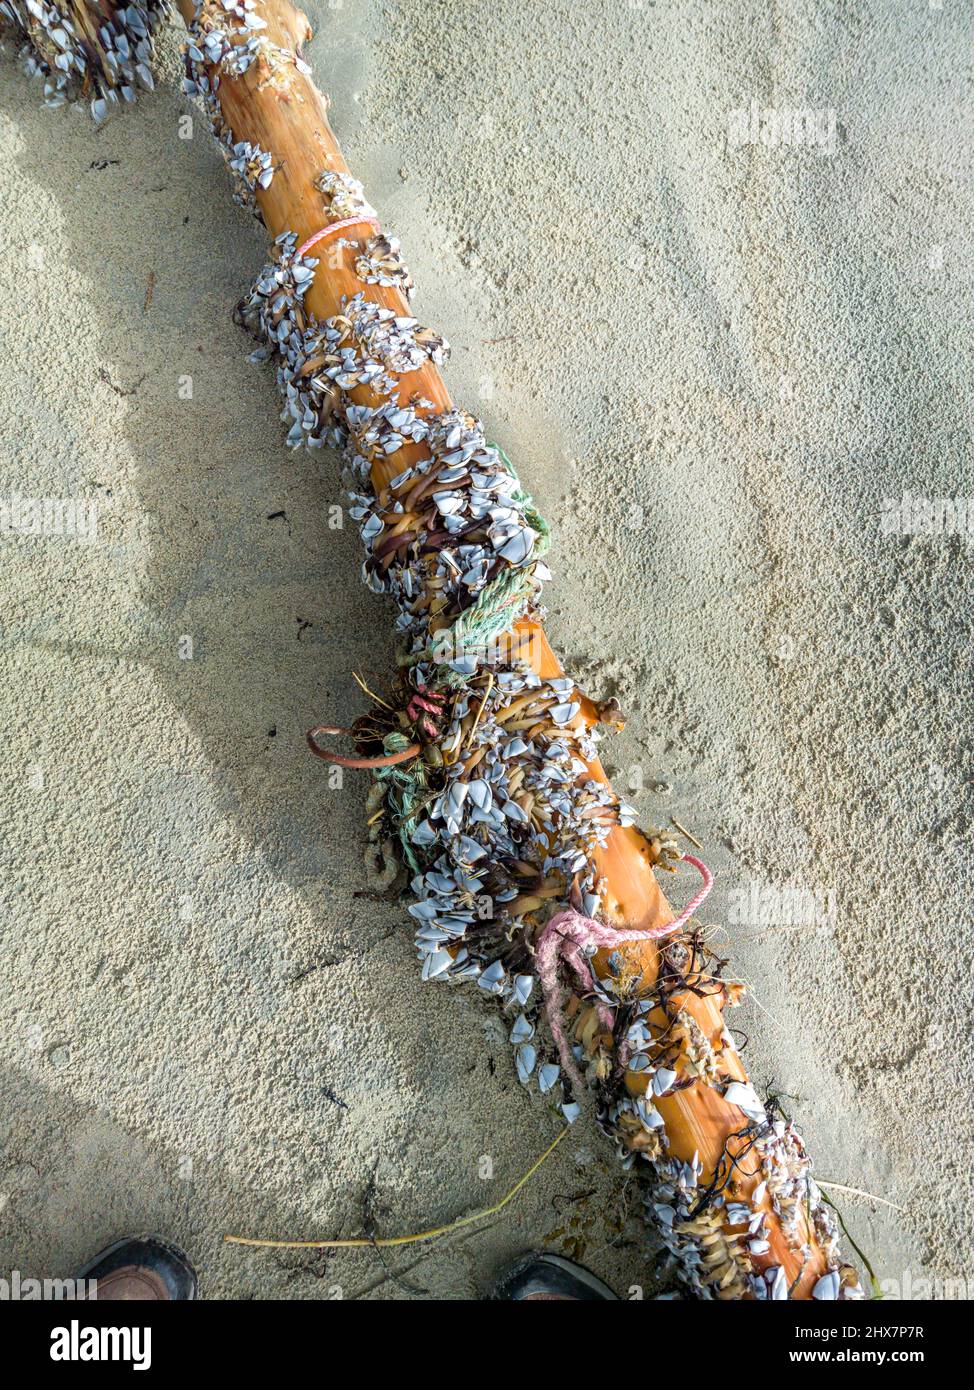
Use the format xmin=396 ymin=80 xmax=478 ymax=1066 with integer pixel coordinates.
xmin=173 ymin=0 xmax=861 ymax=1302
xmin=0 ymin=0 xmax=162 ymax=116
xmin=13 ymin=0 xmax=860 ymax=1300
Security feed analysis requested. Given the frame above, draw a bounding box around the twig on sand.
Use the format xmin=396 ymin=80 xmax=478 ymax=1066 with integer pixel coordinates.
xmin=670 ymin=816 xmax=703 ymax=850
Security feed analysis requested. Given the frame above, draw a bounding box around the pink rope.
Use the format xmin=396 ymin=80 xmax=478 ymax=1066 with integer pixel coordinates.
xmin=297 ymin=217 xmax=380 ymax=259
xmin=664 ymin=853 xmax=714 ymax=934
xmin=535 ymin=853 xmax=713 ymax=1090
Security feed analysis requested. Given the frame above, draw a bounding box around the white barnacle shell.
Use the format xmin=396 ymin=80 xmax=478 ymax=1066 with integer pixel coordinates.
xmin=635 ymin=1099 xmax=665 ymax=1130
xmin=724 ymin=1081 xmax=766 ymax=1123
xmin=467 ymin=777 xmax=492 ymax=811
xmin=451 ymin=955 xmax=481 ymax=982
xmin=415 ymin=931 xmax=449 ymax=955
xmin=407 ymin=899 xmax=439 ymax=921
xmin=478 ymin=960 xmax=507 ymax=994
xmin=812 ymin=1271 xmax=841 ymax=1300
xmin=652 ymin=1067 xmax=678 ymax=1095
xmin=457 ymin=834 xmax=487 ymax=863
xmin=448 ymin=654 xmax=478 ymax=679
xmin=582 ymin=891 xmax=600 ymax=917
xmin=537 ymin=1063 xmax=560 ymax=1094
xmin=515 ymin=1044 xmax=536 ymax=1083
xmin=497 ymin=526 xmax=537 ymax=565
xmin=509 ymin=1014 xmax=534 ymax=1045
xmin=421 ymin=950 xmax=453 ymax=981
xmin=549 ymin=701 xmax=580 ymax=726
xmin=512 ymin=974 xmax=534 ymax=1006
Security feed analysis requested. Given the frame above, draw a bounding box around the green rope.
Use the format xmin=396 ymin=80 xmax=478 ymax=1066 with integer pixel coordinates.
xmin=374 ymin=731 xmax=428 ymax=871
xmin=405 ymin=444 xmax=551 ymax=680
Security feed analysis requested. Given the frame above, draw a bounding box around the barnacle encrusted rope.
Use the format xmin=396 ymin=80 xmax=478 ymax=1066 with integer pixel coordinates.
xmin=405 ymin=445 xmax=551 ymax=680
xmin=538 ymin=853 xmax=714 ymax=1090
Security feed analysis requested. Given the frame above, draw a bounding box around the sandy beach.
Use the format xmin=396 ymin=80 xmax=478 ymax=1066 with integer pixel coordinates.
xmin=1 ymin=0 xmax=971 ymax=1299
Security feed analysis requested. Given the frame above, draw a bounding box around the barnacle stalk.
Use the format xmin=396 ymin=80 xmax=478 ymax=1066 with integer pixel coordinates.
xmin=0 ymin=0 xmax=164 ymax=117
xmin=15 ymin=0 xmax=863 ymax=1299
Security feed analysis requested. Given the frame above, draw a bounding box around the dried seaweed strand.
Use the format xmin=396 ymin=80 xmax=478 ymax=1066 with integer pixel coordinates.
xmin=224 ymin=1124 xmax=569 ymax=1250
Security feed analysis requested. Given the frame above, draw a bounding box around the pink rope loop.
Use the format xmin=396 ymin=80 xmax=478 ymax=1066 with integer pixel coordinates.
xmin=296 ymin=217 xmax=381 ymax=259
xmin=663 ymin=852 xmax=713 ymax=936
xmin=534 ymin=852 xmax=714 ymax=1088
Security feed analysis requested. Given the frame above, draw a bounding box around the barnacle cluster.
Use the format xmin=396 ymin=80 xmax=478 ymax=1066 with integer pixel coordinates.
xmin=234 ymin=232 xmax=341 ymax=447
xmin=1 ymin=0 xmax=162 ymax=118
xmin=227 ymin=137 xmax=273 ymax=202
xmin=182 ymin=0 xmax=317 ymax=210
xmin=234 ymin=232 xmax=444 ymax=451
xmin=181 ymin=0 xmax=280 ymax=209
xmin=402 ymin=670 xmax=635 ymax=973
xmin=345 ymin=409 xmax=545 ymax=648
xmin=314 ymin=169 xmax=377 ymax=223
xmin=354 ymin=233 xmax=415 ymax=299
xmin=643 ymin=1096 xmax=859 ymax=1300
xmin=592 ymin=928 xmax=861 ymax=1299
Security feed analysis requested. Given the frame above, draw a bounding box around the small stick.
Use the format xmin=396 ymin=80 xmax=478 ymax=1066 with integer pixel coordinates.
xmin=670 ymin=816 xmax=704 ymax=850
xmin=224 ymin=1124 xmax=569 ymax=1250
xmin=462 ymin=672 xmax=494 ymax=752
xmin=352 ymin=670 xmax=392 ymax=710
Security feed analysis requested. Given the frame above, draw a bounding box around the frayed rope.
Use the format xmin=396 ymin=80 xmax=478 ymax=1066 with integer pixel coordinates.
xmin=536 ymin=853 xmax=714 ymax=1090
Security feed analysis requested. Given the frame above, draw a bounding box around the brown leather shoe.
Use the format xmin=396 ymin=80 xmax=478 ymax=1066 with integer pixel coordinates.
xmin=74 ymin=1236 xmax=197 ymax=1301
xmin=492 ymin=1253 xmax=618 ymax=1300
